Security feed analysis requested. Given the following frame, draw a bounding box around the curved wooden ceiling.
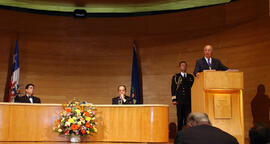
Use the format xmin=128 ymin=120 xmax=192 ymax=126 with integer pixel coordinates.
xmin=0 ymin=0 xmax=232 ymax=13
xmin=28 ymin=0 xmax=168 ymax=5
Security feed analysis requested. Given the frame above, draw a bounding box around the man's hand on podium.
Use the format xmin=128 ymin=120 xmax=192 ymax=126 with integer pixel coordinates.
xmin=172 ymin=101 xmax=178 ymax=105
xmin=196 ymin=73 xmax=200 ymax=78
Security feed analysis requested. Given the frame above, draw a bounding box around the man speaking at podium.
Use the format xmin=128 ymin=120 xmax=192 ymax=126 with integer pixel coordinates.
xmin=193 ymin=45 xmax=228 ymax=77
xmin=171 ymin=61 xmax=194 ymax=131
xmin=15 ymin=83 xmax=41 ymax=103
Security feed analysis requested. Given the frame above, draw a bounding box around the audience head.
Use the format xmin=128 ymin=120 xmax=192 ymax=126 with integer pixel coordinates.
xmin=204 ymin=45 xmax=213 ymax=58
xmin=249 ymin=123 xmax=270 ymax=144
xmin=179 ymin=61 xmax=188 ymax=72
xmin=25 ymin=83 xmax=34 ymax=96
xmin=118 ymin=85 xmax=127 ymax=96
xmin=186 ymin=112 xmax=211 ymax=127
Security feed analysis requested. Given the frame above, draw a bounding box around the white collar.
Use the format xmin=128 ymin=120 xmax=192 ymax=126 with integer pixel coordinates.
xmin=204 ymin=57 xmax=212 ymax=63
xmin=180 ymin=72 xmax=187 ymax=77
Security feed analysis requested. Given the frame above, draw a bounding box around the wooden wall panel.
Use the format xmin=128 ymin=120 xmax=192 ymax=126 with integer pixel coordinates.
xmin=0 ymin=0 xmax=269 ymax=142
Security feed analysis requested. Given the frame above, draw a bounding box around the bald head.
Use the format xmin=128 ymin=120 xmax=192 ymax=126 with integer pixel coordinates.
xmin=204 ymin=45 xmax=213 ymax=58
xmin=187 ymin=112 xmax=211 ymax=127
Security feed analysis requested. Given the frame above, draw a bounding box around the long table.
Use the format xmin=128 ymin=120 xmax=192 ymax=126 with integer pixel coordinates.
xmin=0 ymin=103 xmax=169 ymax=142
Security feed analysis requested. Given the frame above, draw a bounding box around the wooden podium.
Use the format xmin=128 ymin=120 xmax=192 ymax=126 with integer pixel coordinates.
xmin=191 ymin=71 xmax=244 ymax=144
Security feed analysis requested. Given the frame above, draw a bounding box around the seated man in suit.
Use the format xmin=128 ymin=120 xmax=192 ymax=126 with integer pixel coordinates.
xmin=193 ymin=45 xmax=228 ymax=77
xmin=174 ymin=112 xmax=239 ymax=144
xmin=15 ymin=83 xmax=41 ymax=103
xmin=112 ymin=85 xmax=133 ymax=104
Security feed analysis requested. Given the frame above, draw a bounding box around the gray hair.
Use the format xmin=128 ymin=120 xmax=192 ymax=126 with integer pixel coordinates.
xmin=187 ymin=112 xmax=211 ymax=124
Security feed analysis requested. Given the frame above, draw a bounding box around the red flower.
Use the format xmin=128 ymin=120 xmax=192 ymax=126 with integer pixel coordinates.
xmin=81 ymin=129 xmax=86 ymax=134
xmin=66 ymin=108 xmax=71 ymax=113
xmin=64 ymin=129 xmax=70 ymax=135
xmin=71 ymin=124 xmax=79 ymax=130
xmin=85 ymin=122 xmax=91 ymax=128
xmin=83 ymin=112 xmax=89 ymax=116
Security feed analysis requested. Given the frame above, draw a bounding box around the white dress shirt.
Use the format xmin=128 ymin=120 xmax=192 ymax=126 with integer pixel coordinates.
xmin=27 ymin=95 xmax=33 ymax=103
xmin=204 ymin=57 xmax=212 ymax=65
xmin=205 ymin=57 xmax=212 ymax=70
xmin=181 ymin=72 xmax=187 ymax=78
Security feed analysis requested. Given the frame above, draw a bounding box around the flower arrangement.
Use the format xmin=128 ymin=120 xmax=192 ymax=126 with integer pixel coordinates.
xmin=53 ymin=98 xmax=97 ymax=138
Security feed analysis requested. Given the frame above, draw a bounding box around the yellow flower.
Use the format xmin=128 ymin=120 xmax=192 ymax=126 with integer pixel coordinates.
xmin=75 ymin=109 xmax=80 ymax=114
xmin=85 ymin=117 xmax=91 ymax=122
xmin=86 ymin=130 xmax=90 ymax=134
xmin=72 ymin=117 xmax=77 ymax=120
xmin=93 ymin=127 xmax=97 ymax=133
xmin=68 ymin=118 xmax=74 ymax=123
xmin=58 ymin=129 xmax=62 ymax=133
xmin=77 ymin=121 xmax=82 ymax=125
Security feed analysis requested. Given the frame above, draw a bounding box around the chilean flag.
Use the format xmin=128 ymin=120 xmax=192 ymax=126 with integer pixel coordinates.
xmin=9 ymin=41 xmax=20 ymax=102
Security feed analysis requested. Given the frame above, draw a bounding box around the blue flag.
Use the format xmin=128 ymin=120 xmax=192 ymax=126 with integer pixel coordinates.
xmin=130 ymin=44 xmax=142 ymax=104
xmin=9 ymin=41 xmax=20 ymax=102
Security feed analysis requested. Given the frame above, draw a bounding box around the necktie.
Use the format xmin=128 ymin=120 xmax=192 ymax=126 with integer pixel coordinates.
xmin=207 ymin=58 xmax=211 ymax=67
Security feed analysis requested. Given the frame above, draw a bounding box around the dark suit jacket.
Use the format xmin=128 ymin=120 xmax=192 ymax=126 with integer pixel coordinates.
xmin=15 ymin=95 xmax=41 ymax=103
xmin=174 ymin=125 xmax=239 ymax=144
xmin=171 ymin=73 xmax=194 ymax=105
xmin=112 ymin=96 xmax=133 ymax=104
xmin=193 ymin=57 xmax=228 ymax=75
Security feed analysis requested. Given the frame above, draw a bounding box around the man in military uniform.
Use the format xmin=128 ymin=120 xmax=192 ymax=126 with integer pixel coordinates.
xmin=171 ymin=61 xmax=194 ymax=131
